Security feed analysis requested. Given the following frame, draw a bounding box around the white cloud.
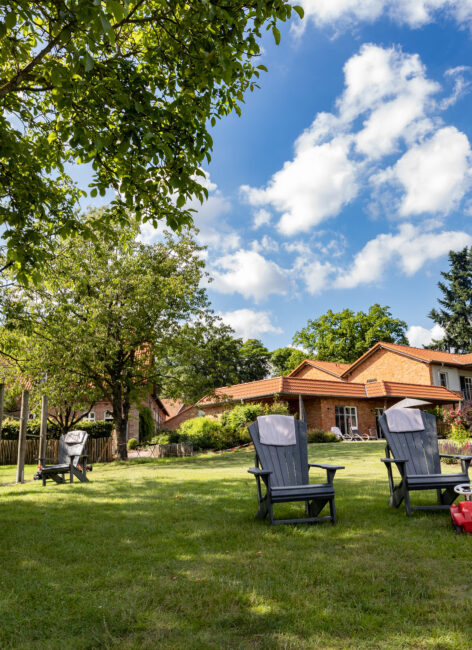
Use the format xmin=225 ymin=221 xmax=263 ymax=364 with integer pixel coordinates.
xmin=379 ymin=127 xmax=472 ymax=216
xmin=240 ymin=44 xmax=472 ymax=236
xmin=241 ymin=133 xmax=359 ymax=235
xmin=251 ymin=236 xmax=279 ymax=253
xmin=407 ymin=324 xmax=445 ymax=347
xmin=296 ymin=1 xmax=472 ymax=32
xmin=335 ymin=223 xmax=472 ymax=288
xmin=210 ymin=249 xmax=290 ymax=302
xmin=218 ymin=309 xmax=283 ymax=339
xmin=252 ymin=208 xmax=272 ymax=229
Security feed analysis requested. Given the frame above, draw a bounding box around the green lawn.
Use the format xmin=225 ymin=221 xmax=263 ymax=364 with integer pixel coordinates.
xmin=1 ymin=443 xmax=471 ymax=649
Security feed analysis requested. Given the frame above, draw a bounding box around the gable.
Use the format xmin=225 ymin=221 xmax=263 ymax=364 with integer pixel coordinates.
xmin=344 ymin=347 xmax=432 ymax=385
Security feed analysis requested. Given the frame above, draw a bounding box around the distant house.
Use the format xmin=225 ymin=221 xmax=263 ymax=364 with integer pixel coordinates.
xmin=163 ymin=342 xmax=465 ymax=437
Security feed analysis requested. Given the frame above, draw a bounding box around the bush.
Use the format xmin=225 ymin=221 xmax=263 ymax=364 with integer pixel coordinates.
xmin=138 ymin=406 xmax=154 ymax=443
xmin=307 ymin=429 xmax=340 ymax=443
xmin=127 ymin=437 xmax=138 ymax=450
xmin=220 ymin=400 xmax=290 ymax=447
xmin=177 ymin=417 xmax=226 ymax=450
xmin=0 ymin=417 xmax=113 ymax=440
xmin=150 ymin=429 xmax=180 ymax=445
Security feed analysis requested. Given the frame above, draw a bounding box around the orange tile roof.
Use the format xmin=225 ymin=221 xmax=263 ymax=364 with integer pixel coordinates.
xmin=341 ymin=342 xmax=472 ymax=377
xmin=200 ymin=375 xmax=461 ymax=406
xmin=364 ymin=380 xmax=461 ymax=402
xmin=161 ymin=398 xmax=185 ymax=419
xmin=289 ymin=359 xmax=351 ymax=378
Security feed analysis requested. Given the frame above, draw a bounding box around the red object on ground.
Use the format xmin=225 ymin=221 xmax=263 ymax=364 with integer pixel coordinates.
xmin=450 ymin=501 xmax=472 ymax=533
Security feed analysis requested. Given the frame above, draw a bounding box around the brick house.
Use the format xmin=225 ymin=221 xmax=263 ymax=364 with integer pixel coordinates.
xmin=163 ymin=343 xmax=466 ymax=437
xmin=83 ymin=393 xmax=169 ymax=442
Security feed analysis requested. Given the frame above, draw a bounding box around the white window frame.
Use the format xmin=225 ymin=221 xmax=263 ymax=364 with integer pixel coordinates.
xmin=438 ymin=371 xmax=449 ymax=388
xmin=86 ymin=411 xmax=96 ymax=422
xmin=104 ymin=410 xmax=114 ymax=422
xmin=335 ymin=405 xmax=358 ymax=435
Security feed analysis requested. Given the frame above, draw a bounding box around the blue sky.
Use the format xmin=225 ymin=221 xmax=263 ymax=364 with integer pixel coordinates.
xmin=102 ymin=2 xmax=472 ymax=350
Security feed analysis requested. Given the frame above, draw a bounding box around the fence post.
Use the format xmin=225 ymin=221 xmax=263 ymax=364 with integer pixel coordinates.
xmin=16 ymin=390 xmax=29 ymax=483
xmin=39 ymin=394 xmax=48 ymax=464
xmin=0 ymin=383 xmax=4 ymax=439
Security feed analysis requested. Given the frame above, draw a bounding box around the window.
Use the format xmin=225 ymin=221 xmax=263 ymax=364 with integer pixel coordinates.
xmin=335 ymin=406 xmax=358 ymax=436
xmin=104 ymin=410 xmax=113 ymax=422
xmin=366 ymin=378 xmax=377 ymax=383
xmin=86 ymin=411 xmax=96 ymax=422
xmin=460 ymin=376 xmax=472 ymax=400
xmin=438 ymin=371 xmax=449 ymax=388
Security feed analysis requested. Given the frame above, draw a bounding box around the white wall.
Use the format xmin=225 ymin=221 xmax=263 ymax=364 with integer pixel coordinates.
xmin=431 ymin=364 xmax=472 ymax=392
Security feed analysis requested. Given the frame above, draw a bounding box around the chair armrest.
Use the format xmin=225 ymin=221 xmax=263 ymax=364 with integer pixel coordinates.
xmin=381 ymin=458 xmax=408 ymax=464
xmin=308 ymin=463 xmax=345 ymax=470
xmin=440 ymin=454 xmax=472 ymax=460
xmin=248 ymin=467 xmax=271 ymax=476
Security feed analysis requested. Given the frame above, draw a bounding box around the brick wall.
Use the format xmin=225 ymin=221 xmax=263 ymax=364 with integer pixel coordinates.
xmin=293 ymin=365 xmax=343 ymax=381
xmin=346 ymin=348 xmax=431 ymax=385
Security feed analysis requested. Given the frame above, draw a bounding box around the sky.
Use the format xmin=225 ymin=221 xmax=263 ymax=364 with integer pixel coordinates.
xmin=93 ymin=1 xmax=472 ymax=351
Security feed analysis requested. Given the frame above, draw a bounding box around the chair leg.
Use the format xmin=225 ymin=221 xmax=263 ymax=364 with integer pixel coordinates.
xmin=329 ymin=497 xmax=336 ymax=524
xmin=404 ymin=489 xmax=412 ymax=517
xmin=268 ymin=499 xmax=275 ymax=525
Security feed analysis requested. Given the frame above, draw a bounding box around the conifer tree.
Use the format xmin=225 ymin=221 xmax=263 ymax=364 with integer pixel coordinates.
xmin=429 ymin=247 xmax=472 ymax=352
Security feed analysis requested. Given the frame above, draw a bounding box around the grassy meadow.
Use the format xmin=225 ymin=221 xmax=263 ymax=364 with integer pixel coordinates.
xmin=1 ymin=442 xmax=471 ymax=649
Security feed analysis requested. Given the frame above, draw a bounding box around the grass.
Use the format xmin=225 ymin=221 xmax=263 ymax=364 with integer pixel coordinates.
xmin=1 ymin=442 xmax=471 ymax=649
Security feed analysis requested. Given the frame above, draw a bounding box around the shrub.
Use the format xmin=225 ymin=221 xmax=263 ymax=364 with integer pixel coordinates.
xmin=307 ymin=429 xmax=340 ymax=443
xmin=0 ymin=417 xmax=113 ymax=440
xmin=127 ymin=437 xmax=138 ymax=450
xmin=150 ymin=429 xmax=180 ymax=445
xmin=220 ymin=400 xmax=290 ymax=447
xmin=177 ymin=417 xmax=226 ymax=450
xmin=439 ymin=440 xmax=472 ymax=464
xmin=138 ymin=406 xmax=154 ymax=443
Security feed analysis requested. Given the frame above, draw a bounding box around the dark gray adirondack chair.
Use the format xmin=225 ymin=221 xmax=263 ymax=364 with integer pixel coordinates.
xmin=248 ymin=416 xmax=344 ymax=525
xmin=39 ymin=430 xmax=90 ymax=486
xmin=379 ymin=411 xmax=471 ymax=516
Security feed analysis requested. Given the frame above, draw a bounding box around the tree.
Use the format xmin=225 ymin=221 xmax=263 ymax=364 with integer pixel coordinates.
xmin=0 ymin=223 xmax=213 ymax=459
xmin=428 ymin=247 xmax=472 ymax=352
xmin=293 ymin=304 xmax=408 ymax=363
xmin=238 ymin=339 xmax=270 ymax=382
xmin=270 ymin=347 xmax=308 ymax=376
xmin=0 ymin=1 xmax=302 ymax=282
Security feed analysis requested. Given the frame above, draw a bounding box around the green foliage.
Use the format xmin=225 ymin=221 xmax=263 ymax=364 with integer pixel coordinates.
xmin=76 ymin=420 xmax=113 ymax=440
xmin=293 ymin=304 xmax=408 ymax=363
xmin=178 ymin=417 xmax=226 ymax=451
xmin=428 ymin=247 xmax=472 ymax=352
xmin=270 ymin=347 xmax=308 ymax=375
xmin=238 ymin=339 xmax=271 ymax=382
xmin=138 ymin=406 xmax=154 ymax=443
xmin=219 ymin=400 xmax=290 ymax=446
xmin=426 ymin=406 xmax=445 ymax=421
xmin=127 ymin=438 xmax=138 ymax=450
xmin=307 ymin=429 xmax=341 ymax=444
xmin=0 ymin=1 xmax=301 ymax=282
xmin=0 ymin=417 xmax=112 ymax=440
xmin=0 ymin=225 xmax=215 ymax=459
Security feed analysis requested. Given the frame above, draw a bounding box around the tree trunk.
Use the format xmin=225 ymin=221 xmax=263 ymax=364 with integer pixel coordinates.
xmin=112 ymin=388 xmax=128 ymax=460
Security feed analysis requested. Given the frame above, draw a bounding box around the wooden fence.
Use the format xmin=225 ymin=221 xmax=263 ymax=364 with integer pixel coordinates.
xmin=0 ymin=437 xmax=112 ymax=466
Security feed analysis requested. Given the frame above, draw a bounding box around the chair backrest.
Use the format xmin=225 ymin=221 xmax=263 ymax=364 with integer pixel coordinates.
xmin=248 ymin=417 xmax=308 ymax=487
xmin=379 ymin=411 xmax=441 ymax=476
xmin=58 ymin=430 xmax=88 ymax=467
xmin=330 ymin=426 xmax=344 ymax=440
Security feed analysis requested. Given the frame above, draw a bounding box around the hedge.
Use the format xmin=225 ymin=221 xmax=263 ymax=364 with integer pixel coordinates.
xmin=0 ymin=418 xmax=113 ymax=440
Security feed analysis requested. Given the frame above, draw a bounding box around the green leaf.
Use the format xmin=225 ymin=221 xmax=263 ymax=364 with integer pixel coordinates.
xmin=5 ymin=12 xmax=16 ymax=29
xmin=84 ymin=53 xmax=94 ymax=72
xmin=176 ymin=195 xmax=186 ymax=208
xmin=107 ymin=0 xmax=126 ymax=22
xmin=272 ymin=26 xmax=281 ymax=45
xmin=293 ymin=5 xmax=305 ymax=19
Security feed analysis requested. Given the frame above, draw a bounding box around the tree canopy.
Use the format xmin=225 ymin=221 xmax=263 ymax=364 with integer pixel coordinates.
xmin=293 ymin=304 xmax=408 ymax=364
xmin=270 ymin=347 xmax=308 ymax=376
xmin=0 ymin=0 xmax=302 ymax=282
xmin=428 ymin=247 xmax=472 ymax=353
xmin=0 ymin=221 xmax=214 ymax=458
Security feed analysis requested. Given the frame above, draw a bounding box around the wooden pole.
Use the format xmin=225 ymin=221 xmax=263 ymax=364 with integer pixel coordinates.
xmin=39 ymin=394 xmax=48 ymax=465
xmin=0 ymin=383 xmax=4 ymax=439
xmin=16 ymin=389 xmax=29 ymax=483
xmin=298 ymin=394 xmax=307 ymax=424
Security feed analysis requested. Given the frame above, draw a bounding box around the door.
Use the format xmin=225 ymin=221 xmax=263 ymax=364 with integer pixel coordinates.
xmin=335 ymin=405 xmax=358 ymax=436
xmin=375 ymin=408 xmax=384 ymax=439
